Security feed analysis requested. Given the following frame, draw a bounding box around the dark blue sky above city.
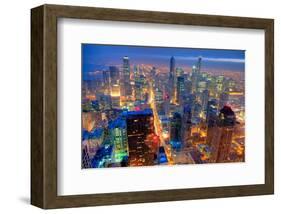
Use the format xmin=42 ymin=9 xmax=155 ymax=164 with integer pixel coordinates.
xmin=82 ymin=44 xmax=245 ymax=78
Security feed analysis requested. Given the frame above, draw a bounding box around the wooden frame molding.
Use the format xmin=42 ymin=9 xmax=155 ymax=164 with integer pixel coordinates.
xmin=31 ymin=4 xmax=274 ymax=209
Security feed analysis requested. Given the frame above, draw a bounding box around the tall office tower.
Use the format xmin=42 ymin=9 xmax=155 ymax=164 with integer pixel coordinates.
xmin=208 ymin=106 xmax=236 ymax=163
xmin=170 ymin=112 xmax=182 ymax=149
xmin=109 ymin=66 xmax=120 ymax=85
xmin=109 ymin=118 xmax=128 ymax=163
xmin=125 ymin=109 xmax=155 ymax=166
xmin=135 ymin=74 xmax=146 ymax=102
xmin=192 ymin=102 xmax=202 ymax=119
xmin=169 ymin=56 xmax=176 ymax=79
xmin=183 ymin=93 xmax=196 ymax=109
xmin=110 ymin=83 xmax=121 ymax=109
xmin=206 ymin=99 xmax=218 ymax=158
xmin=191 ymin=57 xmax=203 ymax=93
xmin=176 ymin=76 xmax=185 ymax=104
xmin=191 ymin=65 xmax=198 ymax=93
xmin=201 ymin=89 xmax=210 ymax=112
xmin=206 ymin=99 xmax=218 ymax=127
xmin=169 ymin=56 xmax=176 ymax=101
xmin=133 ymin=66 xmax=141 ymax=102
xmin=182 ymin=105 xmax=192 ymax=144
xmin=219 ymin=91 xmax=229 ymax=109
xmin=185 ymin=79 xmax=192 ymax=95
xmin=122 ymin=56 xmax=132 ymax=97
xmin=155 ymin=87 xmax=164 ymax=103
xmin=155 ymin=87 xmax=165 ymax=115
xmin=133 ymin=65 xmax=139 ymax=79
xmin=197 ymin=57 xmax=202 ymax=73
xmin=102 ymin=70 xmax=111 ymax=94
xmin=208 ymin=76 xmax=217 ymax=96
xmin=123 ymin=56 xmax=130 ymax=80
xmin=134 ymin=74 xmax=142 ymax=102
xmin=215 ymin=75 xmax=225 ymax=96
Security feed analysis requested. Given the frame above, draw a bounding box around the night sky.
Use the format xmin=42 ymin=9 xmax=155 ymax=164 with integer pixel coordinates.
xmin=82 ymin=44 xmax=245 ymax=78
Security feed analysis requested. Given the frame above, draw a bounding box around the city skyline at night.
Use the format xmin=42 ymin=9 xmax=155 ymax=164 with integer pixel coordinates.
xmin=81 ymin=44 xmax=245 ymax=169
xmin=82 ymin=44 xmax=245 ymax=80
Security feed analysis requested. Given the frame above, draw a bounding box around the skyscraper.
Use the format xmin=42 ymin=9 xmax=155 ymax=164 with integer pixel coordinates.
xmin=197 ymin=57 xmax=202 ymax=73
xmin=122 ymin=56 xmax=132 ymax=97
xmin=125 ymin=109 xmax=155 ymax=166
xmin=176 ymin=76 xmax=185 ymax=104
xmin=102 ymin=70 xmax=110 ymax=94
xmin=109 ymin=66 xmax=120 ymax=85
xmin=170 ymin=112 xmax=182 ymax=149
xmin=201 ymin=89 xmax=210 ymax=113
xmin=109 ymin=118 xmax=128 ymax=163
xmin=206 ymin=99 xmax=218 ymax=127
xmin=208 ymin=106 xmax=236 ymax=163
xmin=182 ymin=105 xmax=192 ymax=144
xmin=123 ymin=56 xmax=130 ymax=80
xmin=169 ymin=56 xmax=175 ymax=79
xmin=169 ymin=56 xmax=176 ymax=101
xmin=191 ymin=57 xmax=203 ymax=93
xmin=185 ymin=79 xmax=192 ymax=95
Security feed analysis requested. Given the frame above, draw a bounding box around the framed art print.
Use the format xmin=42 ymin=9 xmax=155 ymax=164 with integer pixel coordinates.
xmin=31 ymin=4 xmax=274 ymax=209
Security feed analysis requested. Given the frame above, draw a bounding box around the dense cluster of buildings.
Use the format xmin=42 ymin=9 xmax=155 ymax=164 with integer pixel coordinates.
xmin=82 ymin=55 xmax=245 ymax=168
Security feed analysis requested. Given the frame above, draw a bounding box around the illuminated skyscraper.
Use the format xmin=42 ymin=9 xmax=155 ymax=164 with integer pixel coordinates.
xmin=197 ymin=57 xmax=202 ymax=73
xmin=206 ymin=99 xmax=218 ymax=127
xmin=109 ymin=66 xmax=119 ymax=85
xmin=182 ymin=105 xmax=192 ymax=144
xmin=169 ymin=56 xmax=176 ymax=101
xmin=125 ymin=109 xmax=155 ymax=166
xmin=208 ymin=106 xmax=236 ymax=163
xmin=122 ymin=56 xmax=132 ymax=97
xmin=169 ymin=56 xmax=175 ymax=79
xmin=109 ymin=118 xmax=128 ymax=163
xmin=133 ymin=65 xmax=139 ymax=79
xmin=155 ymin=87 xmax=165 ymax=115
xmin=155 ymin=87 xmax=164 ymax=103
xmin=201 ymin=89 xmax=210 ymax=112
xmin=102 ymin=70 xmax=110 ymax=94
xmin=123 ymin=56 xmax=130 ymax=80
xmin=191 ymin=57 xmax=203 ymax=93
xmin=185 ymin=79 xmax=192 ymax=95
xmin=216 ymin=75 xmax=225 ymax=96
xmin=170 ymin=112 xmax=182 ymax=149
xmin=176 ymin=76 xmax=185 ymax=104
